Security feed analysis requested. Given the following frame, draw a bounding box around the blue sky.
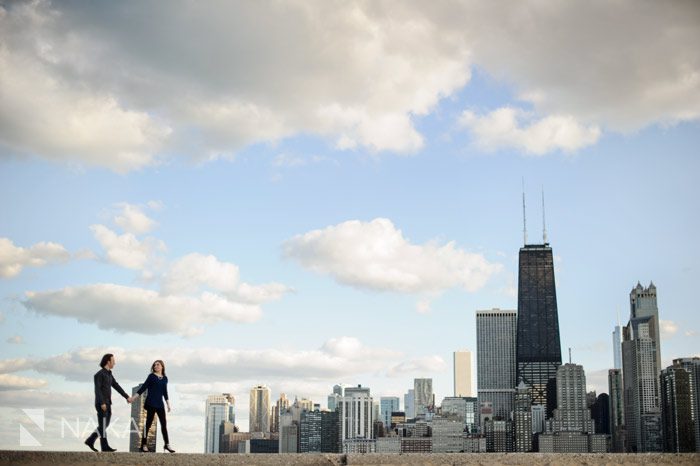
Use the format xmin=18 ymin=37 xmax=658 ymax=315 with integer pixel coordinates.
xmin=1 ymin=0 xmax=699 ymax=452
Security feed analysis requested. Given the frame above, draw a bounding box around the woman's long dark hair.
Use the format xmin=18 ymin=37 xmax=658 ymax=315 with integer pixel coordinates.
xmin=151 ymin=359 xmax=166 ymax=377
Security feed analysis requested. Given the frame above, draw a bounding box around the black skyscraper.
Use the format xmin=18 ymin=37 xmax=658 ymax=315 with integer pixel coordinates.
xmin=516 ymin=243 xmax=562 ymax=417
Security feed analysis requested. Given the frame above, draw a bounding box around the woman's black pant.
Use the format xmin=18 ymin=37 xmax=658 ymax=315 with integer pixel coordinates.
xmin=142 ymin=405 xmax=169 ymax=445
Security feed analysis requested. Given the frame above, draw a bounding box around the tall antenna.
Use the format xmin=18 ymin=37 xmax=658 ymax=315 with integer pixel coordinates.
xmin=568 ymin=347 xmax=572 ymax=364
xmin=542 ymin=187 xmax=547 ymax=244
xmin=522 ymin=178 xmax=527 ymax=245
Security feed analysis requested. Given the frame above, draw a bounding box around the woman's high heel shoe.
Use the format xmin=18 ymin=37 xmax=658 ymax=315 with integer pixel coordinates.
xmin=140 ymin=444 xmax=150 ymax=453
xmin=164 ymin=444 xmax=175 ymax=453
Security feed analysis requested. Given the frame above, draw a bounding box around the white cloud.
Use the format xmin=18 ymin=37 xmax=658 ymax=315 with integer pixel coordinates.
xmin=660 ymin=319 xmax=679 ymax=339
xmin=0 ymin=237 xmax=70 ymax=278
xmin=0 ymin=374 xmax=48 ymax=391
xmin=386 ymin=356 xmax=448 ymax=378
xmin=283 ymin=218 xmax=501 ymax=293
xmin=0 ymin=358 xmax=34 ymax=374
xmin=90 ymin=224 xmax=165 ymax=271
xmin=113 ymin=203 xmax=158 ymax=234
xmin=6 ymin=335 xmax=23 ymax=345
xmin=685 ymin=330 xmax=697 ymax=337
xmin=460 ymin=108 xmax=601 ymax=155
xmin=24 ymin=338 xmax=403 ymax=383
xmin=23 ymin=283 xmax=263 ymax=336
xmin=416 ymin=299 xmax=432 ymax=314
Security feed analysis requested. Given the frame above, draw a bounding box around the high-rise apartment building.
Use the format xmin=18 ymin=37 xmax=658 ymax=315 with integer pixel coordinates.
xmin=672 ymin=357 xmax=700 ymax=450
xmin=328 ymin=384 xmax=344 ymax=411
xmin=249 ymin=385 xmax=271 ymax=433
xmin=612 ymin=325 xmax=623 ymax=370
xmin=440 ymin=396 xmax=478 ymax=433
xmin=629 ymin=282 xmax=661 ymax=373
xmin=413 ymin=378 xmax=433 ymax=416
xmin=608 ymin=369 xmax=625 ymax=452
xmin=339 ymin=385 xmax=374 ymax=442
xmin=129 ymin=384 xmax=157 ymax=452
xmin=549 ymin=364 xmax=594 ymax=433
xmin=380 ymin=397 xmax=400 ymax=429
xmin=516 ymin=243 xmax=562 ymax=417
xmin=454 ymin=350 xmax=473 ymax=397
xmin=514 ymin=381 xmax=533 ymax=452
xmin=622 ymin=282 xmax=663 ymax=452
xmin=660 ymin=361 xmax=697 ymax=452
xmin=204 ymin=393 xmax=235 ymax=453
xmin=271 ymin=393 xmax=290 ymax=433
xmin=476 ymin=308 xmax=517 ymax=422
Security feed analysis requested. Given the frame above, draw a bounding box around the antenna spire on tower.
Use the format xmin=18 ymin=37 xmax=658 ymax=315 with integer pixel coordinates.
xmin=542 ymin=187 xmax=547 ymax=244
xmin=569 ymin=347 xmax=572 ymax=364
xmin=522 ymin=178 xmax=527 ymax=246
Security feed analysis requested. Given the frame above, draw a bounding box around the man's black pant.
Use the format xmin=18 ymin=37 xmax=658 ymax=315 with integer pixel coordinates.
xmin=143 ymin=405 xmax=169 ymax=445
xmin=95 ymin=403 xmax=112 ymax=439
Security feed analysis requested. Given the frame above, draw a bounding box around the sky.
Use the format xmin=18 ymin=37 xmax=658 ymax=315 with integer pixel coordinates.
xmin=1 ymin=0 xmax=699 ymax=453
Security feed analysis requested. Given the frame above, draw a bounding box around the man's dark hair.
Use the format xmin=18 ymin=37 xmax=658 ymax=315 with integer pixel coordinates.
xmin=99 ymin=353 xmax=114 ymax=368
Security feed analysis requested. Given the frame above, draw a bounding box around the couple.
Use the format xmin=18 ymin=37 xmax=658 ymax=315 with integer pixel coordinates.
xmin=84 ymin=353 xmax=175 ymax=453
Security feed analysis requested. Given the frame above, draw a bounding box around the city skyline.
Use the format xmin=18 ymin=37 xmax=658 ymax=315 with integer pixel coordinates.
xmin=1 ymin=0 xmax=699 ymax=453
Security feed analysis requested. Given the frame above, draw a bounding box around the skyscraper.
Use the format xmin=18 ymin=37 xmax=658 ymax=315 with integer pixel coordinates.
xmin=129 ymin=384 xmax=156 ymax=452
xmin=339 ymin=385 xmax=374 ymax=443
xmin=204 ymin=393 xmax=235 ymax=453
xmin=612 ymin=324 xmax=622 ymax=370
xmin=404 ymin=389 xmax=415 ymax=419
xmin=622 ymin=308 xmax=663 ymax=452
xmin=328 ymin=384 xmax=344 ymax=411
xmin=380 ymin=397 xmax=400 ymax=429
xmin=549 ymin=364 xmax=594 ymax=433
xmin=673 ymin=357 xmax=700 ymax=449
xmin=476 ymin=308 xmax=517 ymax=422
xmin=249 ymin=385 xmax=271 ymax=433
xmin=608 ymin=369 xmax=626 ymax=452
xmin=516 ymin=243 xmax=562 ymax=417
xmin=660 ymin=361 xmax=697 ymax=452
xmin=629 ymin=282 xmax=661 ymax=374
xmin=514 ymin=381 xmax=533 ymax=452
xmin=454 ymin=350 xmax=473 ymax=397
xmin=271 ymin=393 xmax=290 ymax=433
xmin=413 ymin=378 xmax=433 ymax=416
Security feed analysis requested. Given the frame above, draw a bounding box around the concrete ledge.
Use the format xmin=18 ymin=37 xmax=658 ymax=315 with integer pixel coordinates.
xmin=1 ymin=451 xmax=699 ymax=466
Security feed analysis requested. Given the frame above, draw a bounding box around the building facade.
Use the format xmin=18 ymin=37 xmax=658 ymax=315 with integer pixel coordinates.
xmin=414 ymin=378 xmax=433 ymax=417
xmin=204 ymin=393 xmax=235 ymax=453
xmin=622 ymin=311 xmax=662 ymax=451
xmin=249 ymin=385 xmax=271 ymax=433
xmin=516 ymin=244 xmax=562 ymax=417
xmin=380 ymin=397 xmax=400 ymax=429
xmin=339 ymin=385 xmax=374 ymax=442
xmin=476 ymin=308 xmax=517 ymax=423
xmin=608 ymin=368 xmax=625 ymax=452
xmin=454 ymin=350 xmax=473 ymax=397
xmin=660 ymin=362 xmax=697 ymax=452
xmin=514 ymin=381 xmax=533 ymax=452
xmin=673 ymin=357 xmax=700 ymax=450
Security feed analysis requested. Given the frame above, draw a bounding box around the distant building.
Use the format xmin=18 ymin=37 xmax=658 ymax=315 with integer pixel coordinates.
xmin=591 ymin=393 xmax=610 ymax=435
xmin=390 ymin=411 xmax=406 ymax=430
xmin=672 ymin=357 xmax=700 ymax=450
xmin=328 ymin=384 xmax=345 ymax=411
xmin=375 ymin=437 xmax=401 ymax=453
xmin=380 ymin=397 xmax=400 ymax=430
xmin=476 ymin=308 xmax=517 ymax=424
xmin=321 ymin=410 xmax=341 ymax=453
xmin=299 ymin=408 xmax=323 ymax=453
xmin=540 ymin=363 xmax=607 ymax=452
xmin=339 ymin=385 xmax=374 ymax=442
xmin=622 ymin=283 xmax=663 ymax=452
xmin=660 ymin=361 xmax=697 ymax=452
xmin=608 ymin=369 xmax=626 ymax=452
xmin=612 ymin=324 xmax=622 ymax=370
xmin=204 ymin=393 xmax=235 ymax=453
xmin=404 ymin=389 xmax=415 ymax=419
xmin=431 ymin=416 xmax=464 ymax=453
xmin=271 ymin=393 xmax=289 ymax=433
xmin=414 ymin=378 xmax=433 ymax=416
xmin=454 ymin=350 xmax=473 ymax=397
xmin=483 ymin=418 xmax=513 ymax=452
xmin=516 ymin=243 xmax=562 ymax=418
xmin=531 ymin=404 xmax=546 ymax=436
xmin=129 ymin=384 xmax=156 ymax=452
xmin=514 ymin=381 xmax=533 ymax=452
xmin=440 ymin=396 xmax=477 ymax=433
xmin=249 ymin=385 xmax=271 ymax=434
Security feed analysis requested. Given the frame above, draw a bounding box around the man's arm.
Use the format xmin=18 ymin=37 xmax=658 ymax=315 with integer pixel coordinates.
xmin=111 ymin=376 xmax=130 ymax=400
xmin=94 ymin=372 xmax=106 ymax=406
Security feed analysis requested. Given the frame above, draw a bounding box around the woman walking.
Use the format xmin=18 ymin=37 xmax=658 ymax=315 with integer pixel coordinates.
xmin=132 ymin=360 xmax=175 ymax=453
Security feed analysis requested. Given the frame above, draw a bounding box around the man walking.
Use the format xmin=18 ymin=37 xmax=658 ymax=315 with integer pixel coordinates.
xmin=84 ymin=353 xmax=132 ymax=452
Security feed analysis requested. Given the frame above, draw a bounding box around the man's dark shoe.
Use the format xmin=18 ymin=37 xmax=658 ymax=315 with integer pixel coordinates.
xmin=100 ymin=438 xmax=116 ymax=452
xmin=84 ymin=432 xmax=98 ymax=452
